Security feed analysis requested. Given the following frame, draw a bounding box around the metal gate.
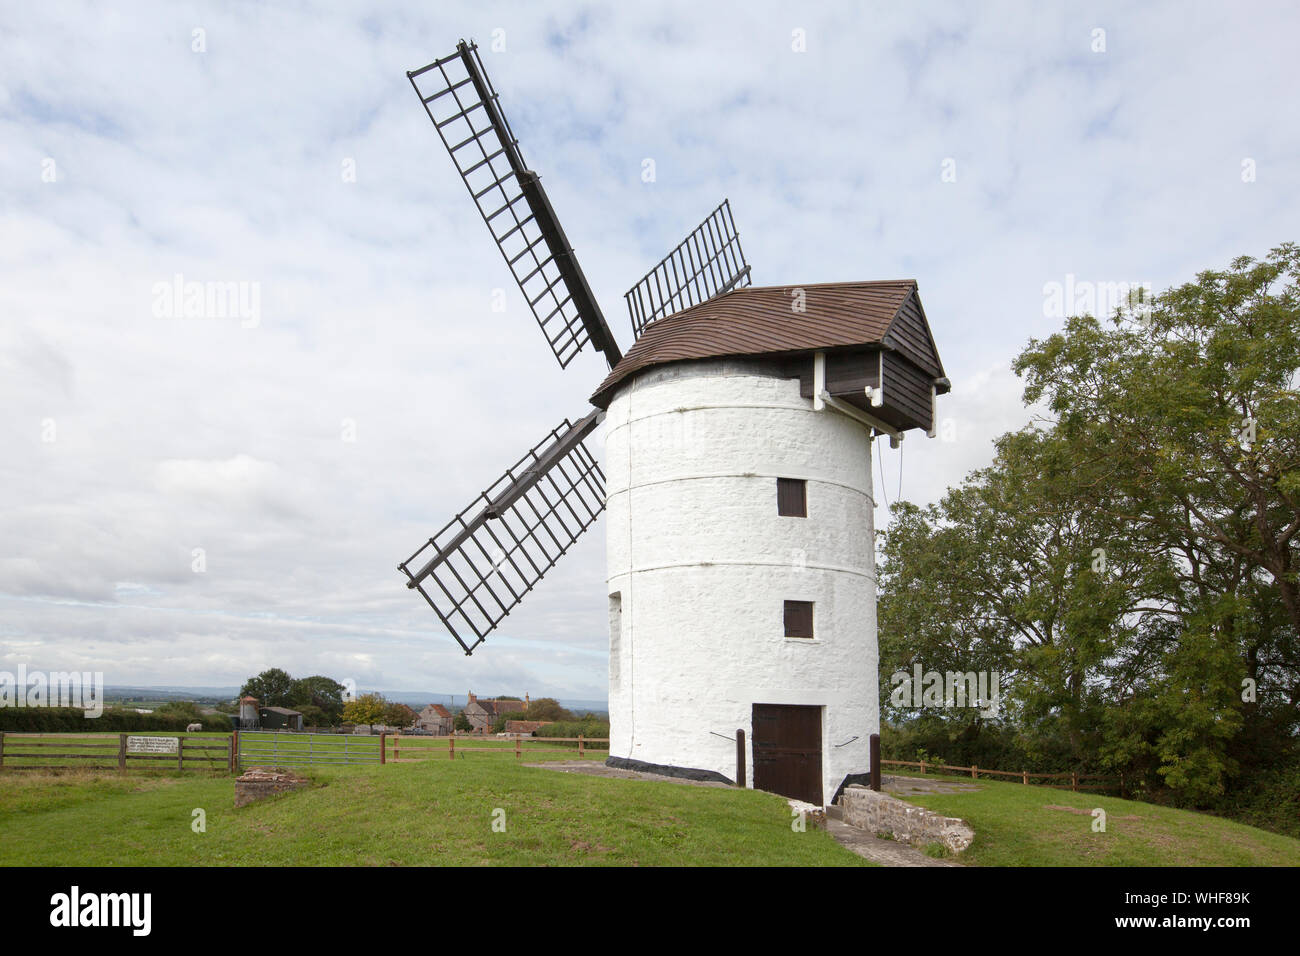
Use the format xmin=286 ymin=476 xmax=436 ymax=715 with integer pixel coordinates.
xmin=751 ymin=704 xmax=823 ymax=805
xmin=237 ymin=731 xmax=381 ymax=769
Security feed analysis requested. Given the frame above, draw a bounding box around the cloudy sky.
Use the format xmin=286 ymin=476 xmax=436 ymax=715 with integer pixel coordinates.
xmin=2 ymin=1 xmax=1297 ymax=701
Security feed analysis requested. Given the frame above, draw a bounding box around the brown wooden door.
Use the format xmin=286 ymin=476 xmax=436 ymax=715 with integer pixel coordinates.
xmin=751 ymin=704 xmax=822 ymax=805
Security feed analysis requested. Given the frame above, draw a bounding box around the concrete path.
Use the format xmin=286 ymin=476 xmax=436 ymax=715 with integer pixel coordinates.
xmin=825 ymin=814 xmax=962 ymax=867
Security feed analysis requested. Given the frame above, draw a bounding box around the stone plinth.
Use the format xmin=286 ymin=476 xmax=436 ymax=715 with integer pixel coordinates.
xmin=234 ymin=767 xmax=309 ymax=808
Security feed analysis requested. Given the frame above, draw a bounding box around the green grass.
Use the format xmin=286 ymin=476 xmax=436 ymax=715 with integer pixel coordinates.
xmin=890 ymin=773 xmax=1300 ymax=866
xmin=0 ymin=756 xmax=865 ymax=867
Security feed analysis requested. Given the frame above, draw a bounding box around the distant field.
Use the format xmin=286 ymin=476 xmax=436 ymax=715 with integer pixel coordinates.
xmin=890 ymin=773 xmax=1300 ymax=866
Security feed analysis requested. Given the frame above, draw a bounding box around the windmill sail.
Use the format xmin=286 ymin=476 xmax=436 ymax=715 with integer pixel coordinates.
xmin=399 ymin=409 xmax=606 ymax=654
xmin=624 ymin=199 xmax=752 ymax=339
xmin=408 ymin=41 xmax=622 ymax=370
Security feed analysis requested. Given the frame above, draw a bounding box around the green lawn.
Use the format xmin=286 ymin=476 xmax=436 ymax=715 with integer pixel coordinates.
xmin=6 ymin=750 xmax=1296 ymax=866
xmin=890 ymin=773 xmax=1300 ymax=866
xmin=0 ymin=756 xmax=864 ymax=867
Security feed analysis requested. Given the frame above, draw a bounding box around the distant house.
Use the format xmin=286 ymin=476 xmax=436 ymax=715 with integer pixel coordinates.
xmin=259 ymin=706 xmax=304 ymax=731
xmin=463 ymin=692 xmax=528 ymax=734
xmin=503 ymin=720 xmax=553 ymax=736
xmin=415 ymin=703 xmax=453 ymax=735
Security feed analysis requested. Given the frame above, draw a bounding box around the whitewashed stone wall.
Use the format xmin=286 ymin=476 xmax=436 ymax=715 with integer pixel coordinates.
xmin=604 ymin=359 xmax=879 ymax=804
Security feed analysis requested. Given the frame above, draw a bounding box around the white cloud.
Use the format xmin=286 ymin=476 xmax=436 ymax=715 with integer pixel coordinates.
xmin=1 ymin=0 xmax=1296 ymax=700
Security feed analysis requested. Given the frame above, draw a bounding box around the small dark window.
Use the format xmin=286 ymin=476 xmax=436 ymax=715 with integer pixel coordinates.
xmin=784 ymin=600 xmax=814 ymax=638
xmin=777 ymin=478 xmax=807 ymax=517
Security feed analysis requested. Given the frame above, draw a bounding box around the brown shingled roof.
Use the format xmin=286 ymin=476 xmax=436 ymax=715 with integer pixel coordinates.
xmin=590 ymin=280 xmax=933 ymax=407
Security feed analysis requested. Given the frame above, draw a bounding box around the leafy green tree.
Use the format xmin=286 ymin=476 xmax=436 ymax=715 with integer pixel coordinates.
xmin=882 ymin=244 xmax=1299 ymax=804
xmin=453 ymin=710 xmax=472 ymax=732
xmin=1013 ymin=242 xmax=1300 ymax=799
xmin=523 ymin=697 xmax=572 ymax=722
xmin=342 ymin=693 xmax=386 ymax=726
xmin=240 ymin=668 xmax=295 ymax=708
xmin=383 ymin=702 xmax=417 ymax=729
xmin=156 ymin=700 xmax=203 ymax=722
xmin=290 ymin=676 xmax=346 ymax=723
xmin=297 ymin=704 xmax=329 ymax=728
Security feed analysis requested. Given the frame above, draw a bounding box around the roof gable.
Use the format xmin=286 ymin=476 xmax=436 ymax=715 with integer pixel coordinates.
xmin=881 ymin=287 xmax=945 ymax=379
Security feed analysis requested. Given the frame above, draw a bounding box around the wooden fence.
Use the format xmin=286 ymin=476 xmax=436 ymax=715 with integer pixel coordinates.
xmin=881 ymin=758 xmax=1122 ymax=794
xmin=382 ymin=734 xmax=609 ymax=763
xmin=0 ymin=732 xmax=234 ymax=772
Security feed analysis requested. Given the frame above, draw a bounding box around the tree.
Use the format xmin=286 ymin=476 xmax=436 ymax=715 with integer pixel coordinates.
xmin=157 ymin=700 xmax=203 ymax=722
xmin=290 ymin=676 xmax=346 ymax=724
xmin=297 ymin=704 xmax=328 ymax=728
xmin=342 ymin=693 xmax=386 ymax=727
xmin=523 ymin=697 xmax=572 ymax=722
xmin=1012 ymin=242 xmax=1300 ymax=799
xmin=240 ymin=668 xmax=295 ymax=708
xmin=383 ymin=702 xmax=417 ymax=729
xmin=881 ymin=244 xmax=1300 ymax=805
xmin=453 ymin=711 xmax=472 ymax=733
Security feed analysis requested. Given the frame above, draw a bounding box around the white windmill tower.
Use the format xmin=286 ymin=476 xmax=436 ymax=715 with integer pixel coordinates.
xmin=399 ymin=41 xmax=948 ymax=807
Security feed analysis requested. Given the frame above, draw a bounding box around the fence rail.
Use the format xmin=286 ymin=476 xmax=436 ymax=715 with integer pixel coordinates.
xmin=881 ymin=758 xmax=1122 ymax=794
xmin=0 ymin=732 xmax=234 ymax=772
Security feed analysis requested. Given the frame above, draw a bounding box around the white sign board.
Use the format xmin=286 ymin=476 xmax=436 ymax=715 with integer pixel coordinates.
xmin=127 ymin=735 xmax=179 ymax=755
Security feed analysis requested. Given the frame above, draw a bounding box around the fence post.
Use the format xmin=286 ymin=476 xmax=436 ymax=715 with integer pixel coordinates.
xmin=736 ymin=729 xmax=746 ymax=788
xmin=0 ymin=731 xmax=5 ymax=769
xmin=379 ymin=732 xmax=387 ymax=765
xmin=1022 ymin=769 xmax=1028 ymax=785
xmin=449 ymin=735 xmax=455 ymax=761
xmin=229 ymin=733 xmax=236 ymax=773
xmin=869 ymin=733 xmax=881 ymax=792
xmin=972 ymin=764 xmax=978 ymax=780
xmin=578 ymin=734 xmax=585 ymax=758
xmin=919 ymin=759 xmax=926 ymax=776
xmin=177 ymin=736 xmax=185 ymax=771
xmin=515 ymin=736 xmax=521 ymax=759
xmin=1071 ymin=771 xmax=1078 ymax=792
xmin=394 ymin=734 xmax=400 ymax=764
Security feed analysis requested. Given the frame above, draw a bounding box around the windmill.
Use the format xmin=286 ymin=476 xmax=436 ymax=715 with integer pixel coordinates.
xmin=398 ymin=40 xmax=752 ymax=654
xmin=399 ymin=40 xmax=949 ymax=807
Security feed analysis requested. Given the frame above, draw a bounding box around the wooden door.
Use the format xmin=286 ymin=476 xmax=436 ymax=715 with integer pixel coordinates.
xmin=751 ymin=704 xmax=823 ymax=805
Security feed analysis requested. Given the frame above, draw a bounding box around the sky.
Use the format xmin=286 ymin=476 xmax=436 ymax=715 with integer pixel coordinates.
xmin=2 ymin=1 xmax=1297 ymax=702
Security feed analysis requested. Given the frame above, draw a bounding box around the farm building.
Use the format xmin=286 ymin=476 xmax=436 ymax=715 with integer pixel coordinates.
xmin=462 ymin=692 xmax=527 ymax=734
xmin=503 ymin=720 xmax=554 ymax=736
xmin=415 ymin=703 xmax=453 ymax=735
xmin=258 ymin=706 xmax=304 ymax=731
